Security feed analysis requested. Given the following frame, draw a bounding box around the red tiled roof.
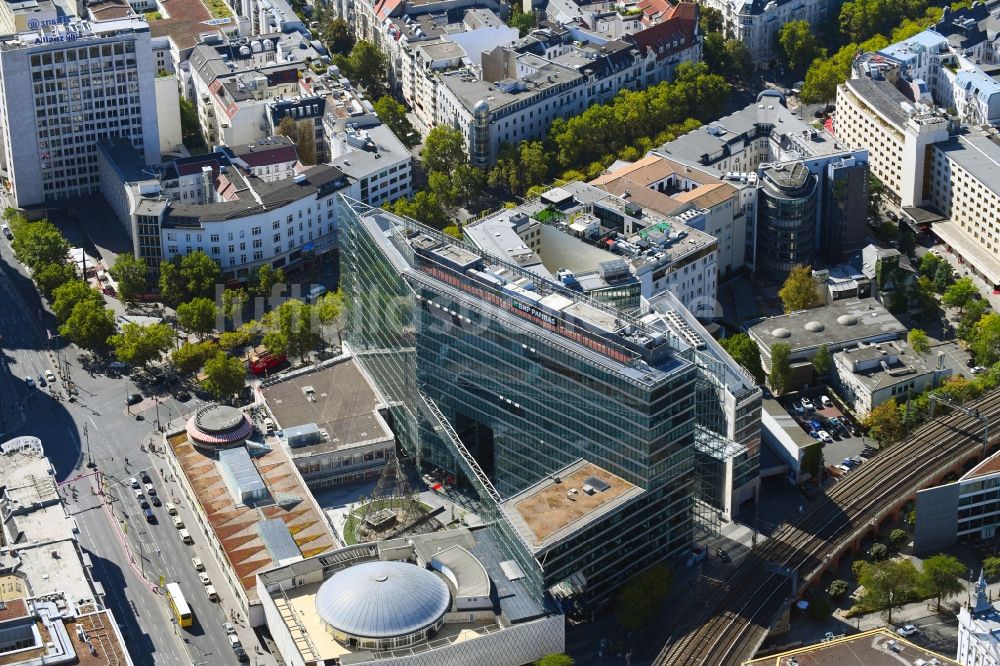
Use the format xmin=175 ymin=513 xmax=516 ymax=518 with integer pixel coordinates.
xmin=0 ymin=598 xmax=28 ymax=623
xmin=238 ymin=145 xmax=298 ymax=167
xmin=630 ymin=2 xmax=698 ymax=59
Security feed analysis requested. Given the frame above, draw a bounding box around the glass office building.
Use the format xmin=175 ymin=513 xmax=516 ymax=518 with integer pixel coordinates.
xmin=340 ymin=197 xmax=702 ymax=607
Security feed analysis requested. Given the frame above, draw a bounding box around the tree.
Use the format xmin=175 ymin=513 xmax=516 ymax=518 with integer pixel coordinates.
xmin=859 ymin=557 xmax=920 ymax=624
xmin=779 ymin=265 xmax=819 ymax=313
xmin=178 ymin=97 xmax=204 ymax=150
xmin=178 ymin=251 xmax=221 ymax=301
xmin=201 ymin=351 xmax=246 ymax=399
xmin=907 ymin=329 xmax=931 ymax=354
xmin=316 ymin=290 xmax=344 ymax=344
xmin=971 ymin=313 xmax=1000 ymax=366
xmin=373 ymin=96 xmax=418 ymax=147
xmin=421 ymin=126 xmax=467 ymax=176
xmin=919 ymin=553 xmax=966 ymax=612
xmin=984 ymin=556 xmax=1000 ymax=583
xmin=863 ymin=398 xmax=903 ymax=445
xmin=722 ymin=39 xmax=754 ymax=82
xmin=12 ymin=219 xmax=69 ymax=271
xmin=510 ymin=8 xmax=536 ymax=36
xmin=870 ymin=542 xmax=889 ymax=561
xmin=910 ymin=276 xmax=939 ymax=322
xmin=807 ymin=596 xmax=833 ymax=620
xmin=219 ymin=328 xmax=252 ymax=352
xmin=296 ymin=120 xmax=317 ymax=166
xmin=535 ymin=655 xmax=574 ymax=666
xmin=262 ymin=299 xmax=320 ymax=362
xmin=157 ymin=261 xmax=186 ymax=308
xmin=109 ymin=254 xmax=148 ymax=305
xmin=957 ymin=298 xmax=989 ymax=342
xmin=828 ymin=579 xmax=849 ymax=599
xmin=812 ymin=343 xmax=832 ymax=377
xmin=222 ymin=288 xmax=248 ymax=321
xmin=52 ymin=280 xmax=104 ymax=323
xmin=699 ymin=5 xmax=724 ymax=33
xmin=898 ymin=230 xmax=916 ymax=256
xmin=769 ymin=343 xmax=793 ymax=395
xmin=322 ymin=16 xmax=354 ymax=54
xmin=799 ymin=441 xmax=824 ymax=477
xmin=943 ymin=277 xmax=979 ymax=314
xmin=336 ymin=41 xmax=387 ymax=99
xmin=171 ymin=341 xmax=213 ymax=375
xmin=719 ymin=333 xmax=765 ymax=384
xmin=615 ymin=564 xmax=673 ymax=631
xmin=58 ymin=302 xmax=116 ymax=351
xmin=919 ymin=252 xmax=942 ymax=278
xmin=430 ymin=163 xmax=484 ymax=210
xmin=110 ymin=322 xmax=175 ymax=367
xmin=176 ymin=297 xmax=218 ymax=338
xmin=888 ymin=528 xmax=908 ymax=550
xmin=443 ymin=225 xmax=463 ymax=239
xmin=34 ymin=262 xmax=77 ymax=300
xmin=933 ymin=261 xmax=953 ymax=292
xmin=249 ymin=265 xmax=286 ymax=298
xmin=778 ymin=20 xmax=821 ymax=73
xmin=489 ymin=141 xmax=549 ymax=197
xmin=391 ymin=191 xmax=448 ymax=228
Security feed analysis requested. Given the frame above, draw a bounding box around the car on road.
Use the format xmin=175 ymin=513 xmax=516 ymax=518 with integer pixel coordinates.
xmin=37 ymin=373 xmax=46 ymax=387
xmin=166 ymin=502 xmax=178 ymax=515
xmin=173 ymin=515 xmax=184 ymax=528
xmin=206 ymin=584 xmax=219 ymax=601
xmin=897 ymin=624 xmax=919 ymax=637
xmin=140 ymin=470 xmax=151 ymax=484
xmin=192 ymin=557 xmax=204 ymax=571
xmin=180 ymin=528 xmax=193 ymax=544
xmin=144 ymin=483 xmax=156 ymax=496
xmin=229 ymin=636 xmax=248 ymax=662
xmin=139 ymin=499 xmax=149 ymax=510
xmin=792 ymin=400 xmax=804 ymax=414
xmin=24 ymin=376 xmax=35 ymax=388
xmin=133 ymin=489 xmax=143 ymax=500
xmin=223 ymin=622 xmax=236 ymax=636
xmin=44 ymin=370 xmax=55 ymax=383
xmin=972 ymin=366 xmax=988 ymax=374
xmin=818 ymin=431 xmax=833 ymax=444
xmin=126 ymin=393 xmax=142 ymax=406
xmin=129 ymin=477 xmax=140 ymax=489
xmin=150 ymin=495 xmax=161 ymax=507
xmin=801 ymin=397 xmax=815 ymax=411
xmin=199 ymin=572 xmax=211 ymax=585
xmin=715 ymin=547 xmax=731 ymax=562
xmin=144 ymin=508 xmax=156 ymax=524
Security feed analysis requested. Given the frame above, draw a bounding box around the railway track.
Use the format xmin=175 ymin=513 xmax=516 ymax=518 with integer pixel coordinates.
xmin=655 ymin=389 xmax=1000 ymax=665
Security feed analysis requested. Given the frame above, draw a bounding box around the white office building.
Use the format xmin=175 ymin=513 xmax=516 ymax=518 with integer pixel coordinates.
xmin=958 ymin=571 xmax=1000 ymax=666
xmin=699 ymin=0 xmax=829 ymax=64
xmin=0 ymin=16 xmax=162 ymax=206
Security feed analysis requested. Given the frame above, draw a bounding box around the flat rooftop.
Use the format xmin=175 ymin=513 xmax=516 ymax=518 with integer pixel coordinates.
xmin=501 ymin=460 xmax=643 ymax=553
xmin=149 ymin=0 xmax=225 ymax=50
xmin=743 ymin=628 xmax=957 ymax=665
xmin=12 ymin=539 xmax=96 ymax=608
xmin=749 ymin=298 xmax=906 ymax=356
xmin=167 ymin=433 xmax=339 ymax=599
xmin=835 ymin=340 xmax=948 ymax=390
xmin=261 ymin=359 xmax=392 ymax=457
xmin=762 ymin=398 xmax=815 ymax=449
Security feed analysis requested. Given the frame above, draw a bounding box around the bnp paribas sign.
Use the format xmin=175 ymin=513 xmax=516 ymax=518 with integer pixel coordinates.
xmin=511 ymin=299 xmax=557 ymax=326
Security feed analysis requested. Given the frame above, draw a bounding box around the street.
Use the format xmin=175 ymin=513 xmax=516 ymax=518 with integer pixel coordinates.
xmin=0 ymin=232 xmax=259 ymax=666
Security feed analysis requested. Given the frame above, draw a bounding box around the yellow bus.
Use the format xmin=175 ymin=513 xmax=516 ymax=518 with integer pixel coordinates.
xmin=165 ymin=582 xmax=193 ymax=628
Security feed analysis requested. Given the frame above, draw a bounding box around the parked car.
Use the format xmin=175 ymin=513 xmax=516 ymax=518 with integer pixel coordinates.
xmin=144 ymin=483 xmax=156 ymax=496
xmin=792 ymin=400 xmax=804 ymax=414
xmin=715 ymin=547 xmax=731 ymax=562
xmin=229 ymin=636 xmax=249 ymax=662
xmin=818 ymin=431 xmax=834 ymax=444
xmin=192 ymin=557 xmax=204 ymax=571
xmin=972 ymin=366 xmax=988 ymax=374
xmin=841 ymin=458 xmax=858 ymax=469
xmin=1 ymin=224 xmax=11 ymax=239
xmin=199 ymin=572 xmax=211 ymax=585
xmin=820 ymin=395 xmax=832 ymax=408
xmin=801 ymin=397 xmax=815 ymax=411
xmin=126 ymin=393 xmax=142 ymax=406
xmin=133 ymin=489 xmax=143 ymax=500
xmin=175 ymin=390 xmax=191 ymax=402
xmin=44 ymin=370 xmax=55 ymax=383
xmin=139 ymin=499 xmax=150 ymax=510
xmin=173 ymin=515 xmax=184 ymax=529
xmin=897 ymin=624 xmax=919 ymax=637
xmin=205 ymin=584 xmax=219 ymax=601
xmin=968 ymin=357 xmax=978 ymax=368
xmin=166 ymin=502 xmax=178 ymax=515
xmin=144 ymin=508 xmax=156 ymax=524
xmin=150 ymin=495 xmax=162 ymax=507
xmin=129 ymin=477 xmax=140 ymax=489
xmin=24 ymin=376 xmax=35 ymax=388
xmin=836 ymin=464 xmax=852 ymax=474
xmin=223 ymin=622 xmax=236 ymax=636
xmin=180 ymin=529 xmax=193 ymax=544
xmin=37 ymin=373 xmax=46 ymax=387
xmin=140 ymin=470 xmax=151 ymax=484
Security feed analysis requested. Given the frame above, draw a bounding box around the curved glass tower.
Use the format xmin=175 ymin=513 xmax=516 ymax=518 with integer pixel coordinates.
xmin=756 ymin=162 xmax=817 ymax=279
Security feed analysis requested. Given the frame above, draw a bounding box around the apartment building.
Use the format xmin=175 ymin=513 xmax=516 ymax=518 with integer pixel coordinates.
xmin=0 ymin=16 xmax=163 ymax=207
xmin=700 ymin=0 xmax=828 ymax=64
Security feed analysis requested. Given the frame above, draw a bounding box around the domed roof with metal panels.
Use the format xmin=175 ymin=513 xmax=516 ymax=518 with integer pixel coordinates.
xmin=314 ymin=560 xmax=451 ymax=641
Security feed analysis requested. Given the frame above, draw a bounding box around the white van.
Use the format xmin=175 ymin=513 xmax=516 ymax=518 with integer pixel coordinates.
xmin=166 ymin=502 xmax=178 ymax=515
xmin=305 ymin=285 xmax=327 ymax=303
xmin=180 ymin=529 xmax=193 ymax=544
xmin=173 ymin=515 xmax=184 ymax=529
xmin=206 ymin=584 xmax=219 ymax=601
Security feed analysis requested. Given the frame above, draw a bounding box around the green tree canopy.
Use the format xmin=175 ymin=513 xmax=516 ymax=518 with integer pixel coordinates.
xmin=971 ymin=313 xmax=1000 ymax=366
xmin=58 ymin=302 xmax=116 ymax=351
xmin=34 ymin=262 xmax=77 ymax=300
xmin=110 ymin=322 xmax=175 ymax=367
xmin=321 ymin=15 xmax=354 ymax=54
xmin=984 ymin=556 xmax=1000 ymax=582
xmin=171 ymin=341 xmax=214 ymax=375
xmin=488 ymin=141 xmax=549 ymax=197
xmin=769 ymin=343 xmax=793 ymax=395
xmin=201 ymin=351 xmax=247 ymax=399
xmin=699 ymin=5 xmax=724 ymax=33
xmin=222 ymin=287 xmax=248 ymax=321
xmin=510 ymin=8 xmax=536 ymax=36
xmin=919 ymin=553 xmax=966 ymax=612
xmin=52 ymin=280 xmax=104 ymax=323
xmin=373 ymin=96 xmax=419 ymax=147
xmin=859 ymin=557 xmax=921 ymax=624
xmin=218 ymin=328 xmax=252 ymax=352
xmin=614 ymin=564 xmax=673 ymax=631
xmin=157 ymin=261 xmax=186 ymax=308
xmin=908 ymin=329 xmax=931 ymax=354
xmin=779 ymin=265 xmax=820 ymax=313
xmin=250 ymin=264 xmax=286 ymax=298
xmin=919 ymin=252 xmax=942 ymax=277
xmin=421 ymin=126 xmax=467 ymax=175
xmin=390 ymin=191 xmax=448 ymax=228
xmin=179 ymin=251 xmax=221 ymax=300
xmin=262 ymin=299 xmax=320 ymax=362
xmin=109 ymin=254 xmax=148 ymax=305
xmin=863 ymin=398 xmax=903 ymax=445
xmin=933 ymin=261 xmax=953 ymax=292
xmin=316 ymin=290 xmax=345 ymax=344
xmin=943 ymin=277 xmax=979 ymax=313
xmin=778 ymin=20 xmax=821 ymax=73
xmin=335 ymin=41 xmax=388 ymax=98
xmin=719 ymin=333 xmax=766 ymax=384
xmin=12 ymin=219 xmax=69 ymax=271
xmin=812 ymin=343 xmax=832 ymax=377
xmin=957 ymin=298 xmax=989 ymax=342
xmin=176 ymin=297 xmax=218 ymax=337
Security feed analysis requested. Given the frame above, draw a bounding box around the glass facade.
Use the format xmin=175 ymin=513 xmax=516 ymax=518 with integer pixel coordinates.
xmin=756 ymin=163 xmax=818 ymax=280
xmin=339 ymin=197 xmax=701 ymax=607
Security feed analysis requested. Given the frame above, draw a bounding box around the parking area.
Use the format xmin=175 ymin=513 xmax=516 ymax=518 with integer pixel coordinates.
xmin=779 ymin=391 xmax=877 ymax=478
